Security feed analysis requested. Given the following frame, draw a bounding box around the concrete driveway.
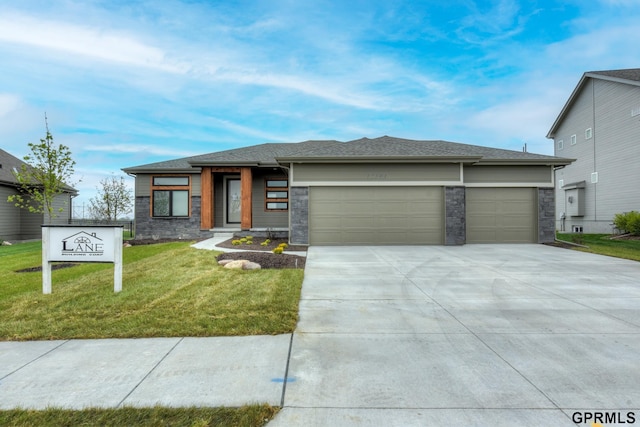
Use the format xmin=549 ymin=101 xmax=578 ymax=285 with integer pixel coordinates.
xmin=272 ymin=244 xmax=640 ymax=426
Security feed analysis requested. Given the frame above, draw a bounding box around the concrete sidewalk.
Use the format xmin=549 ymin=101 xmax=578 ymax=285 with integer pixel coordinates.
xmin=0 ymin=335 xmax=291 ymax=409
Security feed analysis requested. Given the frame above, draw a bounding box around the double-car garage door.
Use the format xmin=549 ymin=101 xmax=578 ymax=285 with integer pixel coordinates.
xmin=308 ymin=186 xmax=537 ymax=245
xmin=309 ymin=187 xmax=444 ymax=245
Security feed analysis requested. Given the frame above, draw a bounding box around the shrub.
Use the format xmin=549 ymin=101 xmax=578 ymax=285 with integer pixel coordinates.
xmin=260 ymin=241 xmax=269 ymax=246
xmin=278 ymin=243 xmax=288 ymax=249
xmin=272 ymin=247 xmax=283 ymax=254
xmin=231 ymin=240 xmax=242 ymax=246
xmin=264 ymin=239 xmax=271 ymax=244
xmin=613 ymin=211 xmax=640 ymax=235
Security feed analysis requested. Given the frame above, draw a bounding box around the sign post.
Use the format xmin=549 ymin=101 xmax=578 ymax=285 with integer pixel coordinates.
xmin=41 ymin=225 xmax=124 ymax=294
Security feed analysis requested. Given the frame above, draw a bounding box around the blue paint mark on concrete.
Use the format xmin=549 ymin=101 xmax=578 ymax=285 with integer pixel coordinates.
xmin=271 ymin=377 xmax=296 ymax=383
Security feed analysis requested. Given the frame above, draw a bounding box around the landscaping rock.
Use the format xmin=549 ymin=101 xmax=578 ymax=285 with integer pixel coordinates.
xmin=1 ymin=241 xmax=12 ymax=246
xmin=223 ymin=259 xmax=262 ymax=270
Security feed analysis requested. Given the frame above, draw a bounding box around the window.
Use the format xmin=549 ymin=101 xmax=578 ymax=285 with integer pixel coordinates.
xmin=585 ymin=128 xmax=592 ymax=139
xmin=557 ymin=139 xmax=564 ymax=150
xmin=151 ymin=175 xmax=190 ymax=217
xmin=265 ymin=178 xmax=288 ymax=211
xmin=571 ymin=134 xmax=577 ymax=145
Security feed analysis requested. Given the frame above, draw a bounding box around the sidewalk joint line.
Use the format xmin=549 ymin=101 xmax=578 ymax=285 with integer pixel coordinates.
xmin=279 ymin=333 xmax=295 ymax=407
xmin=116 ymin=337 xmax=184 ymax=408
xmin=0 ymin=340 xmax=69 ymax=382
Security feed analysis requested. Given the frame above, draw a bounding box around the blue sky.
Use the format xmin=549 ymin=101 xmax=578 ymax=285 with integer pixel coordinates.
xmin=1 ymin=0 xmax=639 ymax=217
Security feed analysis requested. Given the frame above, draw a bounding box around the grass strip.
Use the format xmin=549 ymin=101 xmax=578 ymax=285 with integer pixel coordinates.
xmin=556 ymin=233 xmax=640 ymax=261
xmin=0 ymin=404 xmax=278 ymax=427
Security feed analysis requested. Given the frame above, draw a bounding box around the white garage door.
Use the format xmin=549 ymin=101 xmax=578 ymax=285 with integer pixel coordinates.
xmin=466 ymin=188 xmax=537 ymax=243
xmin=309 ymin=186 xmax=443 ymax=245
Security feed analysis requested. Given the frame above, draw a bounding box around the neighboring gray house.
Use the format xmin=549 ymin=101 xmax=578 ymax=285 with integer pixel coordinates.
xmin=547 ymin=68 xmax=640 ymax=233
xmin=123 ymin=136 xmax=572 ymax=245
xmin=0 ymin=148 xmax=76 ymax=241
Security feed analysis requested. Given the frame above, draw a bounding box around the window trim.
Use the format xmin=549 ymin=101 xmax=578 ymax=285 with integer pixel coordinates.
xmin=557 ymin=139 xmax=564 ymax=150
xmin=585 ymin=128 xmax=593 ymax=140
xmin=571 ymin=134 xmax=577 ymax=145
xmin=265 ymin=177 xmax=288 ymax=212
xmin=150 ymin=174 xmax=191 ymax=217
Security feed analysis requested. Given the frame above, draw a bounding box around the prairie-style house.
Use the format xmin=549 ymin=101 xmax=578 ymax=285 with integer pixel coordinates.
xmin=123 ymin=136 xmax=572 ymax=245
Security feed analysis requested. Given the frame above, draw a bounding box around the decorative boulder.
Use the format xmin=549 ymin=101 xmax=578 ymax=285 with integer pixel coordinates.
xmin=222 ymin=259 xmax=261 ymax=270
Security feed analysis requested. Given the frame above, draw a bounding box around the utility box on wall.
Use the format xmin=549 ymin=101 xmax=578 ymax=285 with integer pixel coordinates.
xmin=563 ymin=181 xmax=585 ymax=217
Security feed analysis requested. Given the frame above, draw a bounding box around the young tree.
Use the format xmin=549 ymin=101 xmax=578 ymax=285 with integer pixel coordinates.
xmin=8 ymin=117 xmax=77 ymax=223
xmin=88 ymin=174 xmax=133 ymax=221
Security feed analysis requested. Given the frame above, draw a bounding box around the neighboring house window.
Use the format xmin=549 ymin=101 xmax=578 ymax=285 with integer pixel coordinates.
xmin=151 ymin=176 xmax=190 ymax=217
xmin=557 ymin=139 xmax=564 ymax=150
xmin=571 ymin=134 xmax=577 ymax=145
xmin=265 ymin=178 xmax=288 ymax=211
xmin=585 ymin=128 xmax=592 ymax=139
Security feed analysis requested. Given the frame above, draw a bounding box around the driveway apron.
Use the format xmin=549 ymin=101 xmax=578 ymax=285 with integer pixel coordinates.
xmin=273 ymin=244 xmax=640 ymax=426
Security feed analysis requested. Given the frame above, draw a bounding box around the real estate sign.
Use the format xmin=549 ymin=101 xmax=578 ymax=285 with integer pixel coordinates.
xmin=42 ymin=225 xmax=123 ymax=294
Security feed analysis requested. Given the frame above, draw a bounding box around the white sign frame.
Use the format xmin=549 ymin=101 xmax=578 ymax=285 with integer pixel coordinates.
xmin=42 ymin=225 xmax=123 ymax=294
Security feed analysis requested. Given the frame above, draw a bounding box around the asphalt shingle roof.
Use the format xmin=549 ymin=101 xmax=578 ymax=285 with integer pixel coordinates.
xmin=588 ymin=68 xmax=640 ymax=82
xmin=123 ymin=136 xmax=569 ymax=173
xmin=0 ymin=148 xmax=77 ymax=193
xmin=0 ymin=148 xmax=29 ymax=185
xmin=548 ymin=68 xmax=640 ymax=138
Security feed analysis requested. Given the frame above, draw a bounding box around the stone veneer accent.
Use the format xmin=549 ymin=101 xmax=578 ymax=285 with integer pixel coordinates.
xmin=134 ymin=196 xmax=211 ymax=240
xmin=289 ymin=187 xmax=309 ymax=245
xmin=538 ymin=187 xmax=555 ymax=243
xmin=445 ymin=186 xmax=466 ymax=245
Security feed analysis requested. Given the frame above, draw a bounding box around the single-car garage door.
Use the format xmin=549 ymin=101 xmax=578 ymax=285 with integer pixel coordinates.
xmin=466 ymin=188 xmax=537 ymax=243
xmin=309 ymin=186 xmax=443 ymax=245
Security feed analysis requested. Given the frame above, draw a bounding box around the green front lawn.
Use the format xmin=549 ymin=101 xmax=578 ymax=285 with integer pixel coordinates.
xmin=556 ymin=233 xmax=640 ymax=261
xmin=0 ymin=241 xmax=303 ymax=340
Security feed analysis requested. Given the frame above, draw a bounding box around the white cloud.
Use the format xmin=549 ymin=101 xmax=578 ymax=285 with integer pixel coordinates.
xmin=0 ymin=94 xmax=21 ymax=117
xmin=0 ymin=13 xmax=189 ymax=73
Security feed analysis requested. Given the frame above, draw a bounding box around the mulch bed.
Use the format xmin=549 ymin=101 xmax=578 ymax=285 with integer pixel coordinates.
xmin=216 ymin=252 xmax=305 ymax=269
xmin=215 ymin=238 xmax=306 ymax=269
xmin=214 ymin=238 xmax=307 ymax=252
xmin=16 ymin=263 xmax=80 ymax=273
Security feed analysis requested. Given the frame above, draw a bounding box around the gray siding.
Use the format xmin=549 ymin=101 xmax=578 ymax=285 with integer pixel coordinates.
xmin=0 ymin=186 xmax=22 ymax=240
xmin=554 ymin=78 xmax=640 ymax=232
xmin=0 ymin=185 xmax=71 ymax=240
xmin=251 ymin=170 xmax=288 ymax=228
xmin=464 ymin=165 xmax=552 ymax=184
xmin=293 ymin=163 xmax=460 ymax=183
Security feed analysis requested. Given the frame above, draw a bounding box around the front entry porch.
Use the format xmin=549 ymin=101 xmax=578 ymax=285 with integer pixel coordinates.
xmin=200 ymin=167 xmax=253 ymax=231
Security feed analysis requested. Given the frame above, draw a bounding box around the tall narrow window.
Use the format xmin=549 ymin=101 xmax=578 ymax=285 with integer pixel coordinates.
xmin=571 ymin=134 xmax=577 ymax=145
xmin=557 ymin=139 xmax=564 ymax=150
xmin=265 ymin=178 xmax=288 ymax=211
xmin=151 ymin=176 xmax=190 ymax=217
